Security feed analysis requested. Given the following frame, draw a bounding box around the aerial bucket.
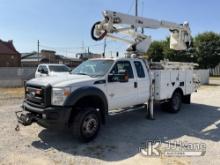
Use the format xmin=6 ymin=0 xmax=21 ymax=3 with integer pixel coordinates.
xmin=170 ymin=31 xmax=189 ymax=50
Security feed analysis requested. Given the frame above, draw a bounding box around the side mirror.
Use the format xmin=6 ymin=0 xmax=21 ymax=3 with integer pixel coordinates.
xmin=108 ymin=70 xmax=128 ymax=83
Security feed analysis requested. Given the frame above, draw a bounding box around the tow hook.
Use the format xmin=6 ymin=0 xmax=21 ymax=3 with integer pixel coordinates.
xmin=15 ymin=111 xmax=36 ymax=126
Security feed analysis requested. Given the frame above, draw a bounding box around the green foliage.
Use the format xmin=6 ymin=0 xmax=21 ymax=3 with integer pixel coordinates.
xmin=146 ymin=31 xmax=220 ymax=69
xmin=146 ymin=40 xmax=165 ymax=61
xmin=194 ymin=32 xmax=220 ymax=68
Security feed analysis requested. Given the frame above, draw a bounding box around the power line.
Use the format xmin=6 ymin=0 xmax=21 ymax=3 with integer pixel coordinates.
xmin=40 ymin=42 xmax=104 ymax=50
xmin=37 ymin=40 xmax=39 ymax=64
xmin=141 ymin=0 xmax=144 ymax=17
xmin=127 ymin=0 xmax=135 ymax=14
xmin=39 ymin=40 xmax=116 ymax=52
xmin=141 ymin=0 xmax=144 ymax=34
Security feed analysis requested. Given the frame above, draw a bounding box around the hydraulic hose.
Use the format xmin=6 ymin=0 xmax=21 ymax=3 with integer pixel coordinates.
xmin=91 ymin=21 xmax=107 ymax=41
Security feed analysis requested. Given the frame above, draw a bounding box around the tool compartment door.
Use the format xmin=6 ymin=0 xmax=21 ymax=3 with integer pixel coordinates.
xmin=153 ymin=70 xmax=171 ymax=100
xmin=185 ymin=70 xmax=193 ymax=95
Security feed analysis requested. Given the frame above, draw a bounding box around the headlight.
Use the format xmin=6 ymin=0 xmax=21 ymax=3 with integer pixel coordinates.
xmin=52 ymin=87 xmax=71 ymax=106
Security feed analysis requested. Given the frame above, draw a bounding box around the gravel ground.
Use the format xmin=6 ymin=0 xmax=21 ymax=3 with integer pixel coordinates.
xmin=0 ymin=78 xmax=220 ymax=165
xmin=0 ymin=88 xmax=24 ymax=106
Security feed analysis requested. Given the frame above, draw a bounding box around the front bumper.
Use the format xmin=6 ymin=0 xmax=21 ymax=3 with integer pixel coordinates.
xmin=16 ymin=101 xmax=72 ymax=129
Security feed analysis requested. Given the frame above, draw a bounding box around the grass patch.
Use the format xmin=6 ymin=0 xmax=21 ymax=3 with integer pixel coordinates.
xmin=0 ymin=87 xmax=24 ymax=98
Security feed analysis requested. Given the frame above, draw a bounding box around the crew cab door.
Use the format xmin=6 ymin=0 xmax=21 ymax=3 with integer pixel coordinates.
xmin=133 ymin=60 xmax=150 ymax=104
xmin=107 ymin=60 xmax=138 ymax=110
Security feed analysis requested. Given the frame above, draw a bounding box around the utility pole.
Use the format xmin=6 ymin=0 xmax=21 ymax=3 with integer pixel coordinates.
xmin=103 ymin=38 xmax=106 ymax=57
xmin=82 ymin=41 xmax=85 ymax=53
xmin=37 ymin=40 xmax=40 ymax=64
xmin=135 ymin=0 xmax=138 ymax=32
xmin=135 ymin=0 xmax=144 ymax=34
xmin=141 ymin=1 xmax=144 ymax=34
xmin=135 ymin=0 xmax=138 ymax=17
xmin=87 ymin=47 xmax=90 ymax=53
xmin=116 ymin=51 xmax=119 ymax=57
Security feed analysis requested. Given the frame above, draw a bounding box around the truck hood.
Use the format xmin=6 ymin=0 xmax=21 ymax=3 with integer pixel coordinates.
xmin=49 ymin=72 xmax=70 ymax=76
xmin=27 ymin=74 xmax=101 ymax=87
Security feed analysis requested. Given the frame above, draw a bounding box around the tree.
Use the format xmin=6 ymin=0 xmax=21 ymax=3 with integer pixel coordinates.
xmin=194 ymin=32 xmax=220 ymax=68
xmin=146 ymin=40 xmax=165 ymax=61
xmin=146 ymin=32 xmax=220 ymax=68
xmin=146 ymin=38 xmax=196 ymax=63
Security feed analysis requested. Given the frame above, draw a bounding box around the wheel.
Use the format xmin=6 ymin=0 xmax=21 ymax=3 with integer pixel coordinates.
xmin=168 ymin=91 xmax=182 ymax=113
xmin=161 ymin=91 xmax=182 ymax=113
xmin=73 ymin=108 xmax=101 ymax=142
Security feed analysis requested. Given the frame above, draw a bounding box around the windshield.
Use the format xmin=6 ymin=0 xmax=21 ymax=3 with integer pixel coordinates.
xmin=71 ymin=59 xmax=114 ymax=77
xmin=49 ymin=65 xmax=70 ymax=72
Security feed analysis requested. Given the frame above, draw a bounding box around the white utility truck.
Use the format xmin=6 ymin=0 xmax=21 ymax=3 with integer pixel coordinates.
xmin=16 ymin=11 xmax=199 ymax=142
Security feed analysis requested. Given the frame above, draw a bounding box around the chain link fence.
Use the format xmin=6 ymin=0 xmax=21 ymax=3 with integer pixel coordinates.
xmin=0 ymin=67 xmax=36 ymax=87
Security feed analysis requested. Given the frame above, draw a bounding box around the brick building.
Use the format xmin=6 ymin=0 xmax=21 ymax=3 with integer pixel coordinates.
xmin=21 ymin=50 xmax=82 ymax=68
xmin=0 ymin=40 xmax=21 ymax=67
xmin=41 ymin=49 xmax=57 ymax=63
xmin=76 ymin=52 xmax=102 ymax=60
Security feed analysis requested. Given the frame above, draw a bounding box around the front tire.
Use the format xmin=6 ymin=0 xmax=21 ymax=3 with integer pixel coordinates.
xmin=73 ymin=108 xmax=100 ymax=142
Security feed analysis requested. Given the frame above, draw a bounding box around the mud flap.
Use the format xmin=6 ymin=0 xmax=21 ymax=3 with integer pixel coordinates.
xmin=147 ymin=100 xmax=155 ymax=120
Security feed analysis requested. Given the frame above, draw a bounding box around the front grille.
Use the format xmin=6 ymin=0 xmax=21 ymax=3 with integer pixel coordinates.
xmin=25 ymin=84 xmax=51 ymax=108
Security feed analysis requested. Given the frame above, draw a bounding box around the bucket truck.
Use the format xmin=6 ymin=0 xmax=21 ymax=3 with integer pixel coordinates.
xmin=16 ymin=11 xmax=199 ymax=142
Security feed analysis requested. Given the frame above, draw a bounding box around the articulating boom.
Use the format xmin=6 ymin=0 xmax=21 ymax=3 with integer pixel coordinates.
xmin=91 ymin=10 xmax=191 ymax=55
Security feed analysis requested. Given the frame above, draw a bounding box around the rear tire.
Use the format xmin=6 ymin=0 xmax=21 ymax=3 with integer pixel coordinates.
xmin=72 ymin=108 xmax=100 ymax=142
xmin=161 ymin=91 xmax=182 ymax=113
xmin=168 ymin=91 xmax=182 ymax=113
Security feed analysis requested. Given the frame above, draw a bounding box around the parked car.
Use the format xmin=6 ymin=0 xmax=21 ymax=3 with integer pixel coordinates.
xmin=35 ymin=64 xmax=71 ymax=78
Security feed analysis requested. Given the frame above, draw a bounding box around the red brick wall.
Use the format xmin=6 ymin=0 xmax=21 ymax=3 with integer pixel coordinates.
xmin=0 ymin=54 xmax=21 ymax=67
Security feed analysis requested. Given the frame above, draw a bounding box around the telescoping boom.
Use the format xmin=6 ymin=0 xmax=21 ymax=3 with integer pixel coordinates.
xmin=91 ymin=10 xmax=191 ymax=55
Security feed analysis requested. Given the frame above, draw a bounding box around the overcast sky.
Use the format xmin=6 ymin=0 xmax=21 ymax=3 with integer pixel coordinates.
xmin=0 ymin=0 xmax=219 ymax=57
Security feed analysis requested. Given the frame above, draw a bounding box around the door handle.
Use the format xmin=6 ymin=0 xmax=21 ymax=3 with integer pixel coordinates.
xmin=134 ymin=82 xmax=138 ymax=88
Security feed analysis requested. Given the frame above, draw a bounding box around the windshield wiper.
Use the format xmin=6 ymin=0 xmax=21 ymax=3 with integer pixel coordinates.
xmin=90 ymin=74 xmax=104 ymax=77
xmin=75 ymin=73 xmax=90 ymax=76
